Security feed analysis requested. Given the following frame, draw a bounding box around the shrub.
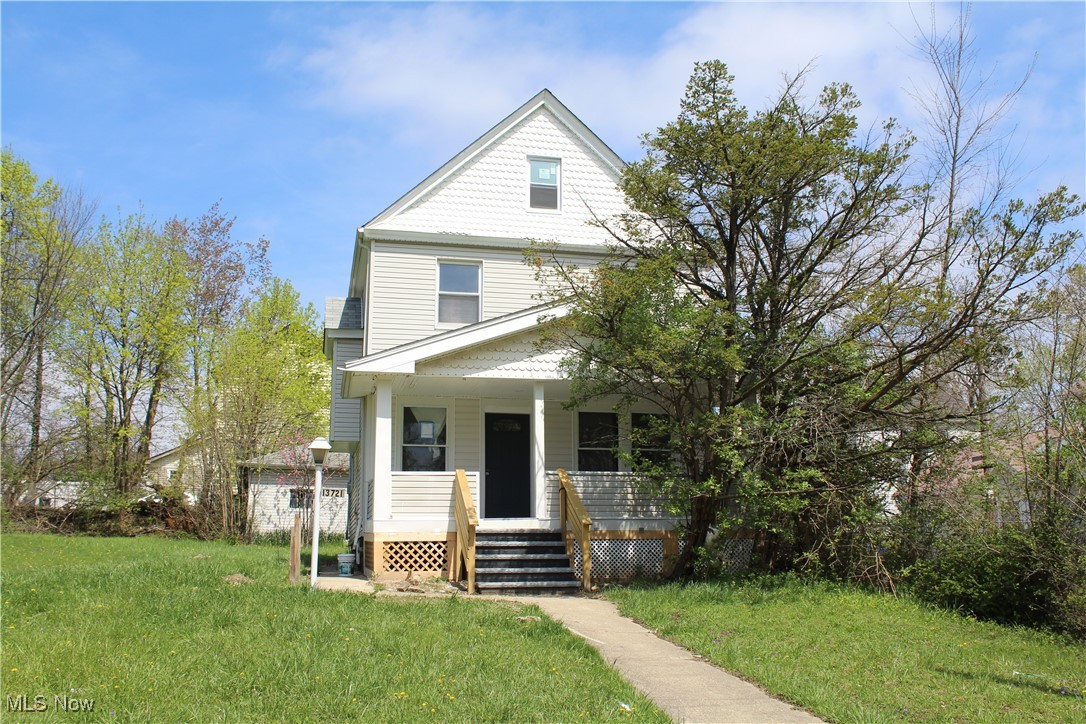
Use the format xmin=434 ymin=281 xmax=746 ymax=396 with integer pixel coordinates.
xmin=898 ymin=505 xmax=1086 ymax=640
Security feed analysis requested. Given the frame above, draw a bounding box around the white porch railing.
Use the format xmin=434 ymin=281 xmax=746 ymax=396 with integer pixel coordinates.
xmin=543 ymin=471 xmax=674 ymax=521
xmin=387 ymin=469 xmax=672 ymax=523
xmin=390 ymin=471 xmax=480 ymax=519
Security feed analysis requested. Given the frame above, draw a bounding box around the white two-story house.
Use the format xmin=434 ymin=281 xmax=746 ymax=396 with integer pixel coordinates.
xmin=324 ymin=90 xmax=680 ymax=591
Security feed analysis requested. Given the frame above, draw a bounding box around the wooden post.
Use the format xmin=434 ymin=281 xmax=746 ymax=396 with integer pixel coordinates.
xmin=289 ymin=513 xmax=301 ymax=584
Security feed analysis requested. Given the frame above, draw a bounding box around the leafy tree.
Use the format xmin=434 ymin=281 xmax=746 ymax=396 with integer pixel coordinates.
xmin=536 ymin=60 xmax=1082 ymax=575
xmin=65 ymin=210 xmax=191 ymax=493
xmin=1 ymin=150 xmax=95 ymax=504
xmin=187 ymin=277 xmax=329 ymax=533
xmin=161 ymin=203 xmax=269 ymax=520
xmin=165 ymin=201 xmax=269 ymax=400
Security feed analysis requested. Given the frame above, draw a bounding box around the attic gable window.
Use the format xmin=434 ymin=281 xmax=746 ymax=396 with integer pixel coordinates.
xmin=438 ymin=261 xmax=480 ymax=324
xmin=529 ymin=158 xmax=560 ymax=210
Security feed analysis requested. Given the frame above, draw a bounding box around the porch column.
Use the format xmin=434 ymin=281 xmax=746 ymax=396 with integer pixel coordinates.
xmin=532 ymin=381 xmax=546 ymax=519
xmin=373 ymin=377 xmax=393 ymax=521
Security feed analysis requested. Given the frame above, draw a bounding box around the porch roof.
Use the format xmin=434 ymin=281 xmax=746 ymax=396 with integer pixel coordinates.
xmin=340 ymin=302 xmax=568 ymax=397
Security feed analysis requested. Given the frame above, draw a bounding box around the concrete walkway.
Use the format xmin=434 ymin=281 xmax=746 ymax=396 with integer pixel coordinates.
xmin=313 ymin=577 xmax=820 ymax=722
xmin=521 ymin=595 xmax=822 ymax=724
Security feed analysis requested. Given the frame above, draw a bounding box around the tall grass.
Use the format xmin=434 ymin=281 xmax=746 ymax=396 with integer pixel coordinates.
xmin=2 ymin=534 xmax=665 ymax=721
xmin=608 ymin=577 xmax=1085 ymax=722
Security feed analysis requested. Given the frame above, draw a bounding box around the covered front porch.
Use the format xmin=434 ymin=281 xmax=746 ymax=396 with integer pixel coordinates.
xmin=337 ymin=312 xmax=682 ymax=586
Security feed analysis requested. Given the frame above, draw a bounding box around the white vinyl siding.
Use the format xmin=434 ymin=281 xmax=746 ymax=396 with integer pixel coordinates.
xmin=543 ymin=471 xmax=676 ymax=523
xmin=248 ymin=474 xmax=350 ymax=535
xmin=544 ymin=402 xmax=573 ymax=471
xmin=330 ymin=339 xmax=362 ymax=443
xmin=454 ymin=398 xmax=481 ymax=471
xmin=367 ymin=241 xmax=565 ymax=353
xmin=414 ymin=330 xmax=567 ymax=379
xmin=366 ymin=106 xmax=626 ymax=245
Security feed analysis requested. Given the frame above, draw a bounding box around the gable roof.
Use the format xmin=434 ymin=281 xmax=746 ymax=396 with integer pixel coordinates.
xmin=362 ymin=89 xmax=625 ymax=230
xmin=240 ymin=446 xmax=350 ymax=473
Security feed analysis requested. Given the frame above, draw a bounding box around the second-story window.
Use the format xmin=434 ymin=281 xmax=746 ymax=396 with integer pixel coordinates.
xmin=529 ymin=158 xmax=560 ymax=210
xmin=438 ymin=261 xmax=480 ymax=324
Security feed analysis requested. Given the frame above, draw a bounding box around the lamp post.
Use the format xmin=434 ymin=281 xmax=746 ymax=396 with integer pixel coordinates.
xmin=308 ymin=436 xmax=332 ymax=588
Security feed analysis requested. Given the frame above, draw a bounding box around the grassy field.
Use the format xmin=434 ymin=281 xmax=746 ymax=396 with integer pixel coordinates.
xmin=607 ymin=578 xmax=1085 ymax=722
xmin=1 ymin=533 xmax=665 ymax=721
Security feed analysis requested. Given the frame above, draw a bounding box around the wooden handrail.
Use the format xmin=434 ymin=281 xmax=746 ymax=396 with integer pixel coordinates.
xmin=557 ymin=468 xmax=592 ymax=591
xmin=452 ymin=469 xmax=479 ymax=594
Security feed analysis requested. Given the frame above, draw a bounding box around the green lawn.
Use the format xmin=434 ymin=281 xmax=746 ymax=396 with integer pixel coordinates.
xmin=1 ymin=533 xmax=665 ymax=721
xmin=607 ymin=578 xmax=1085 ymax=722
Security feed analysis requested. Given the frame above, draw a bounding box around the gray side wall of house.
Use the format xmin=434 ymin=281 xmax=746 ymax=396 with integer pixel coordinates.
xmin=331 ymin=339 xmax=363 ymax=443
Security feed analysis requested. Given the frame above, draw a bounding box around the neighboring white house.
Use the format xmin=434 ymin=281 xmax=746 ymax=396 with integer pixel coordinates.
xmin=145 ymin=445 xmax=203 ymax=505
xmin=21 ymin=446 xmax=198 ymax=508
xmin=240 ymin=448 xmax=350 ymax=536
xmin=22 ymin=480 xmax=90 ymax=508
xmin=325 ymin=90 xmax=681 ymax=583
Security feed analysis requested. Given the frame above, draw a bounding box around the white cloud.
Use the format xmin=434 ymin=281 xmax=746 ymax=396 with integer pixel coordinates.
xmin=291 ymin=2 xmax=1082 ymax=197
xmin=292 ymin=4 xmax=945 ymax=151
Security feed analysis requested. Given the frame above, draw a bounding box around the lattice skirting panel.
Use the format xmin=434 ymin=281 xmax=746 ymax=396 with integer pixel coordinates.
xmin=574 ymin=538 xmax=668 ymax=580
xmin=382 ymin=540 xmax=448 ymax=573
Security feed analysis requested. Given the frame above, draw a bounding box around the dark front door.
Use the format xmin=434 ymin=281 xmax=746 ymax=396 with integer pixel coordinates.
xmin=484 ymin=413 xmax=531 ymax=518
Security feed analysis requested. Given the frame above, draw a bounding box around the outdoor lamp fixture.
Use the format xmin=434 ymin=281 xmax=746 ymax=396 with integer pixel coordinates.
xmin=308 ymin=436 xmax=332 ymax=588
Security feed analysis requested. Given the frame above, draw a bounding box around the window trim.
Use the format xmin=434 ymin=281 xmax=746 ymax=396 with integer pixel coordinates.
xmin=436 ymin=259 xmax=482 ymax=327
xmin=576 ymin=410 xmax=620 ymax=472
xmin=527 ymin=156 xmax=561 ymax=213
xmin=395 ymin=400 xmax=454 ymax=472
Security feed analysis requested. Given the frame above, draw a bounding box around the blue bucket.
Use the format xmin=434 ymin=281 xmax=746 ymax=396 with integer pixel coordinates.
xmin=337 ymin=554 xmax=354 ymax=576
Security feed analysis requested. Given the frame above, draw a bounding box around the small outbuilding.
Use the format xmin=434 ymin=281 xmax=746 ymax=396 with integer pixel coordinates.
xmin=240 ymin=447 xmax=350 ymax=536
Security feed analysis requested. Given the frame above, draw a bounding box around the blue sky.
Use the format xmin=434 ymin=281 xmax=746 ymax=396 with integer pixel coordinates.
xmin=4 ymin=1 xmax=1084 ymax=316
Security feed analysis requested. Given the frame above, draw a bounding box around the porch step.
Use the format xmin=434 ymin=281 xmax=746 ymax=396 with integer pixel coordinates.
xmin=477 ymin=579 xmax=581 ymax=595
xmin=472 ymin=529 xmax=580 ymax=595
xmin=475 ymin=553 xmax=571 ymax=568
xmin=475 ymin=567 xmax=578 ymax=584
xmin=476 ymin=542 xmax=567 ymax=557
xmin=476 ymin=530 xmax=567 ymax=542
